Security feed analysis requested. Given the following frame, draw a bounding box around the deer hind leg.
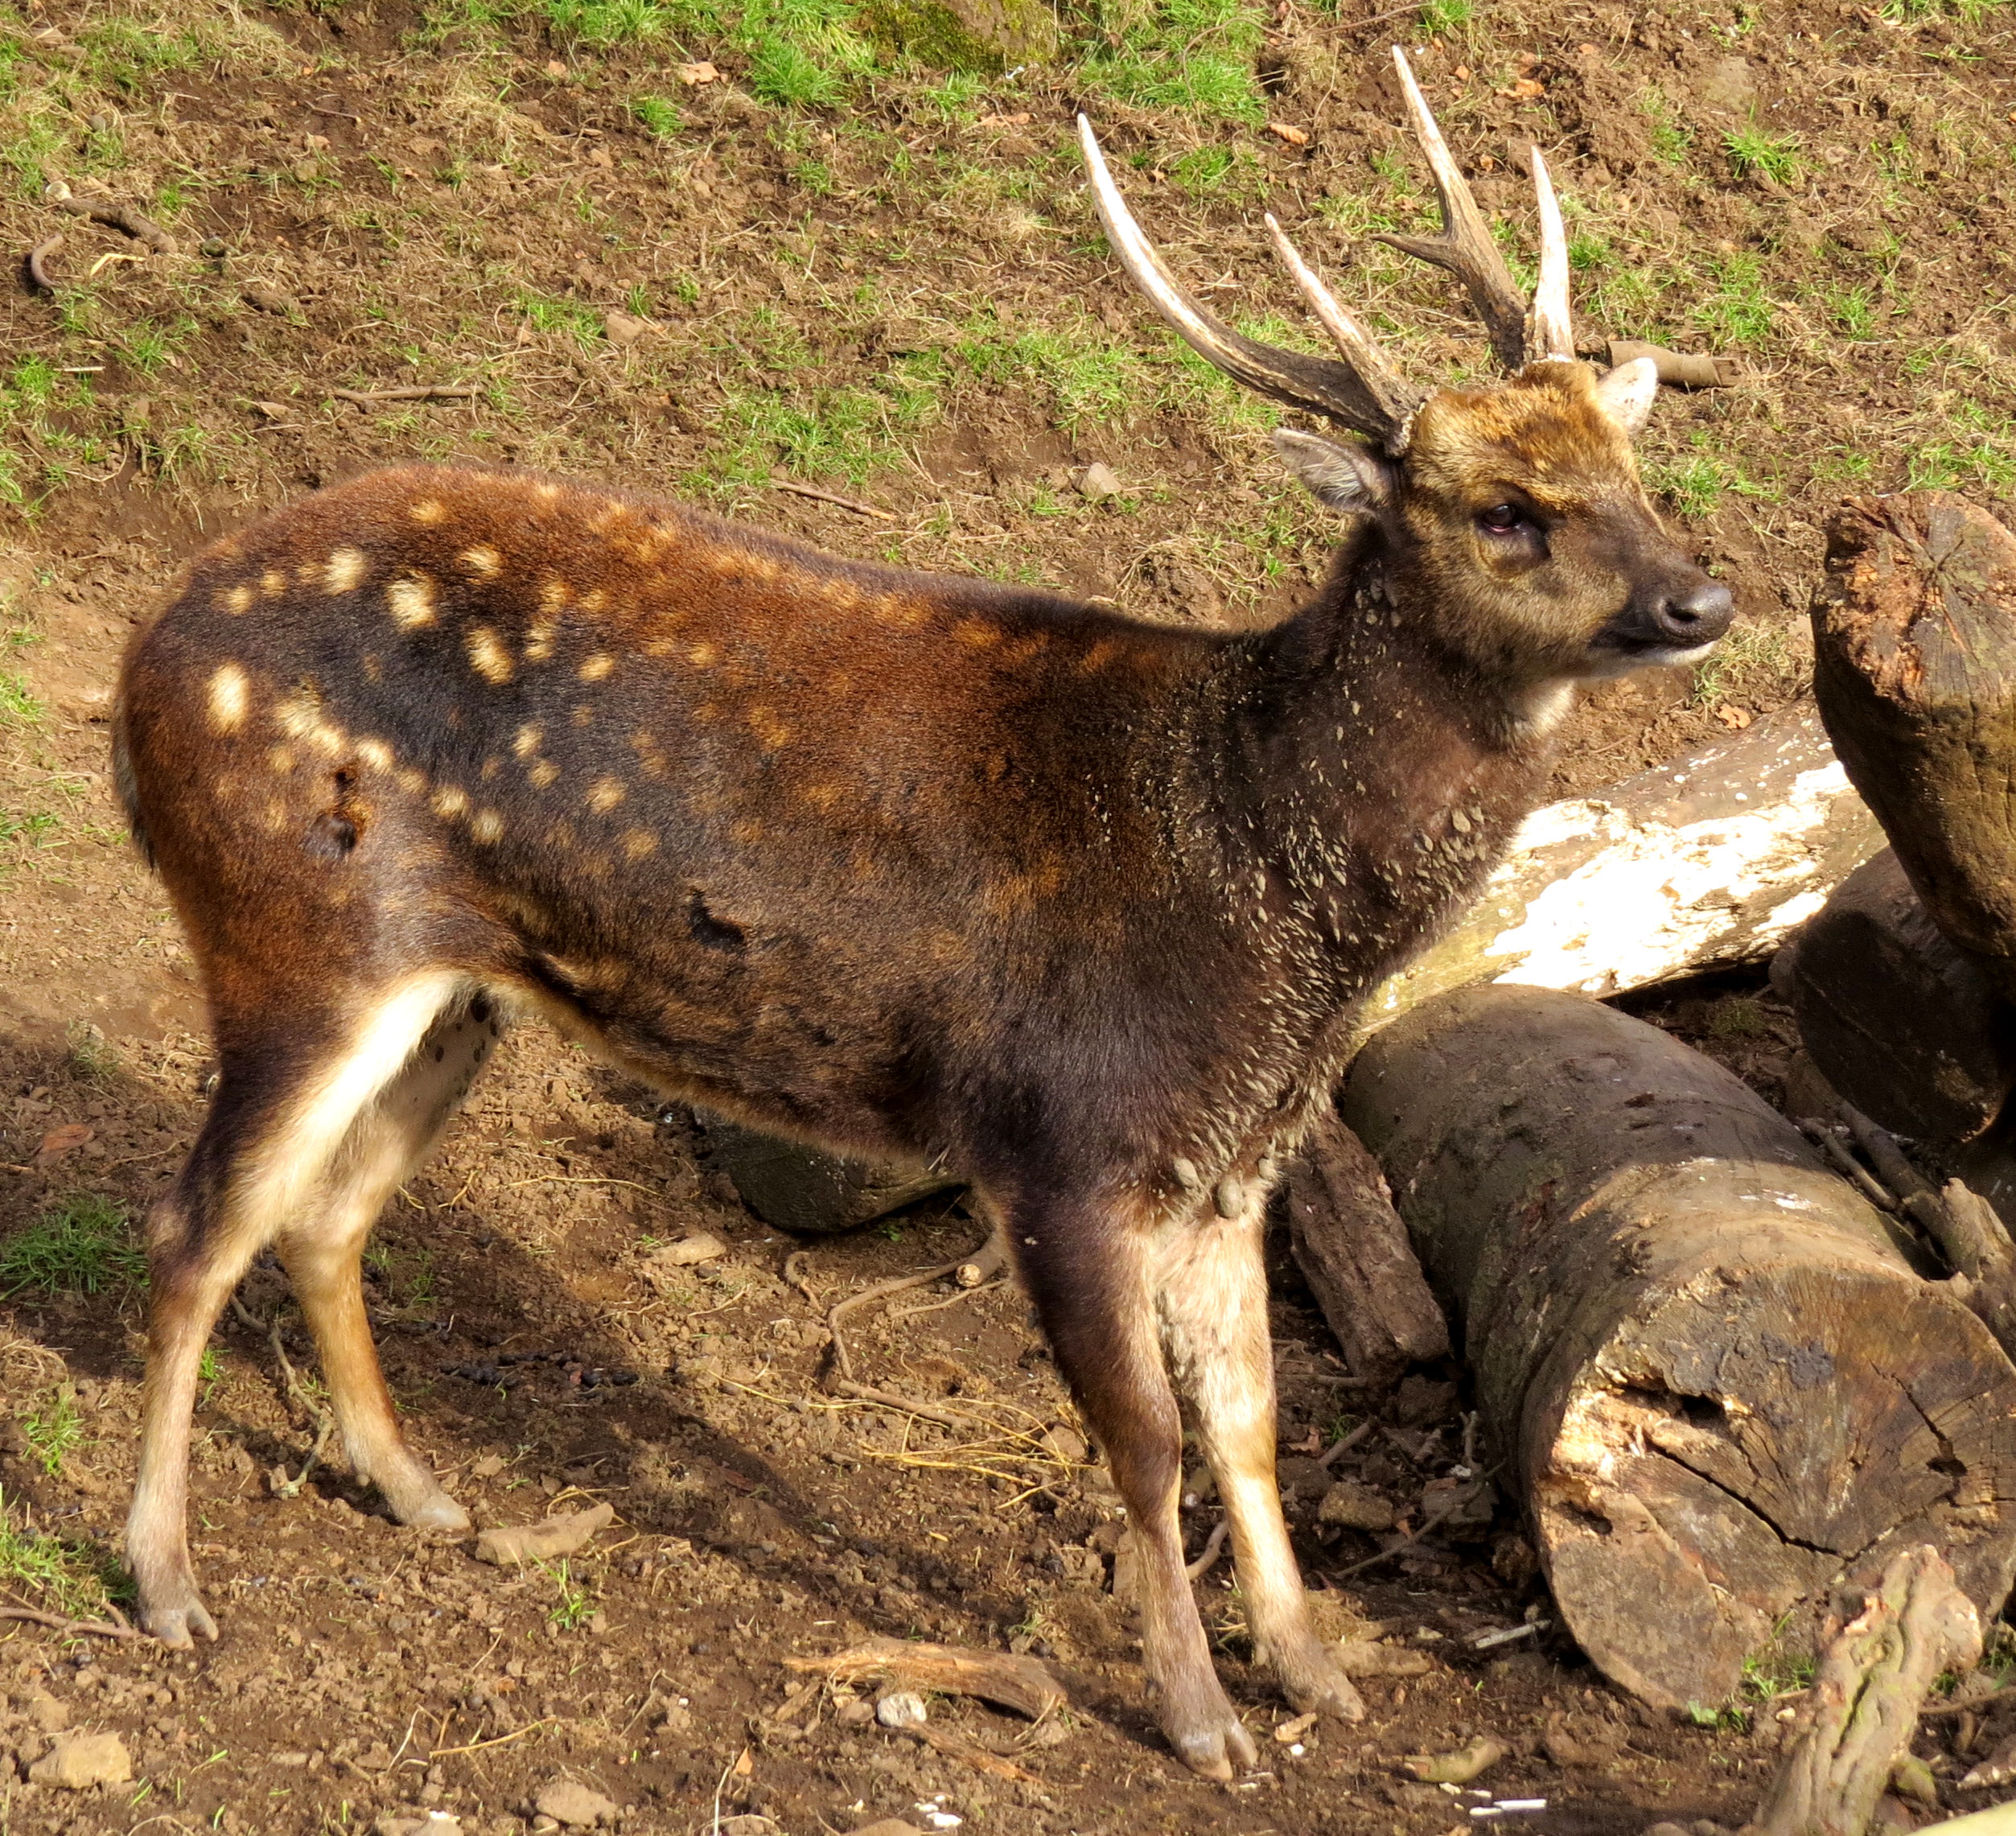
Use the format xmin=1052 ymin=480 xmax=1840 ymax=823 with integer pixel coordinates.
xmin=127 ymin=972 xmax=471 ymax=1646
xmin=1157 ymin=1196 xmax=1364 ymax=1724
xmin=272 ymin=991 xmax=504 ymax=1529
xmin=1012 ymin=1205 xmax=1258 ymax=1779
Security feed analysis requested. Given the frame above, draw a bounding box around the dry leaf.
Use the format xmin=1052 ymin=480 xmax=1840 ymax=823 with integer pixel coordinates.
xmin=33 ymin=1123 xmax=93 ymax=1167
xmin=1510 ymin=77 xmax=1545 ymax=101
xmin=1718 ymin=705 xmax=1753 ymax=730
xmin=678 ymin=60 xmax=720 ymax=85
xmin=1268 ymin=122 xmax=1310 ymax=146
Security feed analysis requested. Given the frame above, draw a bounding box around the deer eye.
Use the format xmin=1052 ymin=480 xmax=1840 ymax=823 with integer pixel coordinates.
xmin=1477 ymin=503 xmax=1525 ymax=533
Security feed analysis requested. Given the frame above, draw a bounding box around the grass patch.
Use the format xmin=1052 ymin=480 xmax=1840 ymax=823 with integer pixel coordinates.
xmin=1645 ymin=430 xmax=1778 ymax=520
xmin=0 ymin=1194 xmax=146 ymax=1299
xmin=1693 ymin=252 xmax=1775 ymax=348
xmin=1724 ymin=122 xmax=1802 ymax=186
xmin=20 ymin=1385 xmax=82 ymax=1476
xmin=1642 ymin=88 xmax=1692 ymax=167
xmin=632 ymin=94 xmax=681 ymax=136
xmin=1689 ymin=619 xmax=1795 ymax=708
xmin=1906 ymin=402 xmax=2016 ymax=492
xmin=0 ymin=1488 xmax=125 ymax=1620
xmin=1417 ymin=0 xmax=1472 ymax=32
xmin=543 ymin=1557 xmax=595 ymax=1629
xmin=1076 ymin=0 xmax=1268 ymax=125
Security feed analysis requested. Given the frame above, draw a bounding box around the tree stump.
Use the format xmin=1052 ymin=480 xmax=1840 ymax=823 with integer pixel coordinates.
xmin=1772 ymin=847 xmax=2016 ymax=1146
xmin=1811 ymin=493 xmax=2016 ymax=1008
xmin=1340 ymin=985 xmax=2016 ymax=1713
xmin=1282 ymin=1112 xmax=1449 ymax=1383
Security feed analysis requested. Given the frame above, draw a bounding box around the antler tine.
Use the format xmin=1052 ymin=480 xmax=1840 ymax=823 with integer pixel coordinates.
xmin=1263 ymin=215 xmax=1423 ymax=438
xmin=1528 ymin=143 xmax=1575 ymax=361
xmin=1077 ymin=115 xmax=1409 ymax=447
xmin=1374 ymin=47 xmax=1529 ymax=373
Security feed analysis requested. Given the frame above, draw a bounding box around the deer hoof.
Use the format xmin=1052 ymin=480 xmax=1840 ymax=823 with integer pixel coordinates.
xmin=138 ymin=1590 xmax=218 ymax=1649
xmin=1162 ymin=1695 xmax=1260 ymax=1778
xmin=395 ymin=1491 xmax=471 ymax=1532
xmin=1281 ymin=1652 xmax=1366 ymax=1723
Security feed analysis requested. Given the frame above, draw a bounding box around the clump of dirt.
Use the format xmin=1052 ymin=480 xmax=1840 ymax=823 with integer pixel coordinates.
xmin=3 ymin=0 xmax=2015 ymax=1830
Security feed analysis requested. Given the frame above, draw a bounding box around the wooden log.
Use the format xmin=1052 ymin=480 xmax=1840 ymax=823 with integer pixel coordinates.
xmin=1811 ymin=493 xmax=2016 ymax=1008
xmin=1752 ymin=1543 xmax=1981 ymax=1836
xmin=1772 ymin=847 xmax=2016 ymax=1146
xmin=1361 ymin=705 xmax=1881 ymax=1025
xmin=1339 ymin=985 xmax=2016 ymax=1714
xmin=699 ymin=1118 xmax=959 ymax=1235
xmin=1282 ymin=1112 xmax=1450 ymax=1383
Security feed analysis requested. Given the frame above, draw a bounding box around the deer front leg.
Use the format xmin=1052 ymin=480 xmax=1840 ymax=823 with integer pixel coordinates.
xmin=1158 ymin=1193 xmax=1364 ymax=1725
xmin=1014 ymin=1207 xmax=1259 ymax=1778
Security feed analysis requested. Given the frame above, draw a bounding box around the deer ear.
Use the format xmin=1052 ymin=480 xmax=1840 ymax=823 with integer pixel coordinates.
xmin=1594 ymin=356 xmax=1659 ymax=438
xmin=1272 ymin=429 xmax=1394 ymax=515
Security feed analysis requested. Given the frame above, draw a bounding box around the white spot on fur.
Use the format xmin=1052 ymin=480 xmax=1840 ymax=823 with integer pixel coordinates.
xmin=467 ymin=628 xmax=513 ymax=685
xmin=207 ymin=664 xmax=249 ymax=733
xmin=388 ymin=576 xmax=436 ymax=629
xmin=323 ymin=548 xmax=368 ymax=595
xmin=587 ymin=776 xmax=626 ymax=813
xmin=459 ymin=546 xmax=502 ymax=579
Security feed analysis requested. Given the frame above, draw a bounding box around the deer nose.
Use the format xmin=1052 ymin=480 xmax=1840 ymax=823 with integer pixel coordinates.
xmin=1648 ymin=578 xmax=1734 ymax=646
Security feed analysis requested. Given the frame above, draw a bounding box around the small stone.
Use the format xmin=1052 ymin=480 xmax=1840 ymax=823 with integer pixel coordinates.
xmin=603 ymin=311 xmax=650 ymax=348
xmin=1076 ymin=463 xmax=1120 ymax=502
xmin=835 ymin=1698 xmax=877 ymax=1727
xmin=1043 ymin=1425 xmax=1087 ymax=1465
xmin=848 ymin=1823 xmax=926 ymax=1836
xmin=1644 ymin=1825 xmax=1693 ymax=1836
xmin=721 ymin=1818 xmax=777 ymax=1836
xmin=200 ymin=236 xmax=227 ymax=258
xmin=29 ymin=1731 xmax=132 ymax=1789
xmin=533 ymin=1779 xmax=620 ymax=1827
xmin=471 ymin=1455 xmax=508 ymax=1479
xmin=650 ymin=1231 xmax=726 ymax=1267
xmin=25 ymin=1690 xmax=70 ymax=1732
xmin=1317 ymin=1479 xmax=1396 ymax=1532
xmin=1399 ymin=1734 xmax=1505 ymax=1785
xmin=876 ymin=1690 xmax=928 ymax=1728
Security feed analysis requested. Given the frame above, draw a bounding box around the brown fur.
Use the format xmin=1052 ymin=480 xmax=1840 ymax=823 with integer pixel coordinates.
xmin=114 ymin=361 xmax=1724 ymax=1776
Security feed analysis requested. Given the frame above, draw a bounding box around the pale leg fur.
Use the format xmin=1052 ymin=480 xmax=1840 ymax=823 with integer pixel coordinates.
xmin=1007 ymin=1211 xmax=1258 ymax=1778
xmin=274 ymin=995 xmax=503 ymax=1527
xmin=1158 ymin=1200 xmax=1364 ymax=1723
xmin=128 ymin=973 xmax=473 ymax=1645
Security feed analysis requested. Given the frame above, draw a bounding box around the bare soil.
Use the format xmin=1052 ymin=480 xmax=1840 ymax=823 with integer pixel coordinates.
xmin=3 ymin=0 xmax=2016 ymax=1831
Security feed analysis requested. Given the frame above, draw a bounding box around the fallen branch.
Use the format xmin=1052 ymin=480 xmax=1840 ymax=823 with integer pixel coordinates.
xmin=231 ymin=1294 xmax=335 ymax=1495
xmin=47 ymin=191 xmax=175 ymax=254
xmin=825 ymin=1222 xmax=1007 ymax=1384
xmin=892 ymin=1718 xmax=1043 ymax=1782
xmin=771 ymin=478 xmax=896 ymax=520
xmin=24 ymin=233 xmax=62 ymax=292
xmin=1752 ymin=1544 xmax=1981 ymax=1836
xmin=0 ymin=1605 xmax=142 ymax=1640
xmin=1185 ymin=1517 xmax=1229 ymax=1581
xmin=331 ymin=385 xmax=481 ymax=406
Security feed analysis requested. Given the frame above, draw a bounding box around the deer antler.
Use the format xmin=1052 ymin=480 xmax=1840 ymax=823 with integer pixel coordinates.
xmin=1374 ymin=46 xmax=1534 ymax=373
xmin=1077 ymin=115 xmax=1417 ymax=449
xmin=1527 ymin=143 xmax=1575 ymax=361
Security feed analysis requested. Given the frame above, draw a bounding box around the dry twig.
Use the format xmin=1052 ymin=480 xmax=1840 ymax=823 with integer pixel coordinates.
xmin=771 ymin=478 xmax=896 ymax=521
xmin=331 ymin=385 xmax=481 ymax=406
xmin=47 ymin=191 xmax=175 ymax=253
xmin=24 ymin=233 xmax=62 ymax=292
xmin=0 ymin=1605 xmax=142 ymax=1641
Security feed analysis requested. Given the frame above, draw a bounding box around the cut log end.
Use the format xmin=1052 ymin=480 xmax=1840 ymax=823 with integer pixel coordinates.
xmin=1534 ymin=1248 xmax=2016 ymax=1712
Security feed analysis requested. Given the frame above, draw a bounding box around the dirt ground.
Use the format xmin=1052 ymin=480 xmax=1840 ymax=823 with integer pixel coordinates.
xmin=2 ymin=0 xmax=2015 ymax=1830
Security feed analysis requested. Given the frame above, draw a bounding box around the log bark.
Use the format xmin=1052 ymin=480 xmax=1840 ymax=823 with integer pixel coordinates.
xmin=1339 ymin=985 xmax=2016 ymax=1714
xmin=1772 ymin=848 xmax=2016 ymax=1146
xmin=700 ymin=1119 xmax=959 ymax=1235
xmin=1752 ymin=1543 xmax=1981 ymax=1836
xmin=1811 ymin=493 xmax=2016 ymax=1008
xmin=1361 ymin=705 xmax=1881 ymax=1024
xmin=1283 ymin=1112 xmax=1450 ymax=1382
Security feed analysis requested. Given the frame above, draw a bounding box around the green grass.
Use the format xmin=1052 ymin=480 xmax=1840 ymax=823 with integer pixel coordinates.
xmin=1689 ymin=620 xmax=1793 ymax=708
xmin=1642 ymin=88 xmax=1692 ymax=167
xmin=1170 ymin=144 xmax=1236 ymax=198
xmin=512 ymin=287 xmax=606 ymax=351
xmin=1880 ymin=0 xmax=2009 ymax=18
xmin=1725 ymin=123 xmax=1803 ymax=186
xmin=632 ymin=94 xmax=681 ymax=137
xmin=1693 ymin=252 xmax=1775 ymax=348
xmin=705 ymin=368 xmax=938 ymax=490
xmin=1645 ymin=431 xmax=1778 ymax=520
xmin=1417 ymin=0 xmax=1472 ymax=31
xmin=0 ymin=1487 xmax=125 ymax=1620
xmin=0 ymin=1195 xmax=146 ymax=1299
xmin=20 ymin=1385 xmax=82 ymax=1476
xmin=543 ymin=1557 xmax=595 ymax=1629
xmin=1076 ymin=0 xmax=1268 ymax=125
xmin=0 ymin=669 xmax=41 ymax=723
xmin=0 ymin=808 xmax=59 ymax=845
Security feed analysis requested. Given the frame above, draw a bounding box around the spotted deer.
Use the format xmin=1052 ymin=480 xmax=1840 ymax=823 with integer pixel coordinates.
xmin=116 ymin=49 xmax=1728 ymax=1775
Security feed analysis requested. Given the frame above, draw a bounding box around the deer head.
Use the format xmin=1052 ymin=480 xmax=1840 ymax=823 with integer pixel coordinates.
xmin=1079 ymin=48 xmax=1732 ymax=692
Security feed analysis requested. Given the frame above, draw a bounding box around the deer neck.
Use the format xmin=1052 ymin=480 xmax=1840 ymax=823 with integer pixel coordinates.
xmin=1201 ymin=533 xmax=1565 ymax=965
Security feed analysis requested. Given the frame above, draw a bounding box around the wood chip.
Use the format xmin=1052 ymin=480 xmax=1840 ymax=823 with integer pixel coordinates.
xmin=786 ymin=1637 xmax=1067 ymax=1721
xmin=472 ymin=1500 xmax=614 ymax=1565
xmin=1268 ymin=122 xmax=1310 ymax=146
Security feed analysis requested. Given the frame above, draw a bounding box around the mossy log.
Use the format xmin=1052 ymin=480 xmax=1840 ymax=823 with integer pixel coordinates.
xmin=1340 ymin=985 xmax=2016 ymax=1713
xmin=1811 ymin=493 xmax=2016 ymax=1007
